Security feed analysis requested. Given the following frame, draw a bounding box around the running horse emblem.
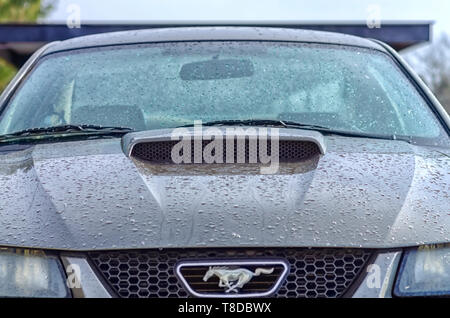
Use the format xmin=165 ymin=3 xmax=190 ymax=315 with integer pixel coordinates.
xmin=203 ymin=266 xmax=274 ymax=293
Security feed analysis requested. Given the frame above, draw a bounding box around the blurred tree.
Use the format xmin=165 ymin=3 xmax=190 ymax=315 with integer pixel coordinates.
xmin=0 ymin=0 xmax=53 ymax=22
xmin=0 ymin=58 xmax=16 ymax=91
xmin=0 ymin=0 xmax=54 ymax=92
xmin=414 ymin=34 xmax=450 ymax=115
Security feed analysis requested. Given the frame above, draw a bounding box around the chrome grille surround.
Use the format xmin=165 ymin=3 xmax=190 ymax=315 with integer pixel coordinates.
xmin=175 ymin=259 xmax=289 ymax=298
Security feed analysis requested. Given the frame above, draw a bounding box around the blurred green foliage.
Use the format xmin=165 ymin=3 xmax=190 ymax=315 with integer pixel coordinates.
xmin=0 ymin=58 xmax=16 ymax=92
xmin=0 ymin=0 xmax=53 ymax=22
xmin=0 ymin=0 xmax=54 ymax=92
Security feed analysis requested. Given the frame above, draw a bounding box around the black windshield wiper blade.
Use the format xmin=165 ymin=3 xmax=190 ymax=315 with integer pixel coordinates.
xmin=0 ymin=124 xmax=134 ymax=141
xmin=177 ymin=119 xmax=331 ymax=130
xmin=318 ymin=129 xmax=414 ymax=143
xmin=177 ymin=119 xmax=413 ymax=143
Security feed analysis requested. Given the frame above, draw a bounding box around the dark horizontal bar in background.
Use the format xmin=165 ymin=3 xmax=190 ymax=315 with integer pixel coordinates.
xmin=0 ymin=22 xmax=431 ymax=48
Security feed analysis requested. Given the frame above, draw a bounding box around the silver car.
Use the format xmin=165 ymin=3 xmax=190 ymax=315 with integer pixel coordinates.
xmin=0 ymin=27 xmax=448 ymax=298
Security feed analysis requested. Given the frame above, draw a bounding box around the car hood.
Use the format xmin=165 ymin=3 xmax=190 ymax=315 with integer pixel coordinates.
xmin=0 ymin=131 xmax=448 ymax=251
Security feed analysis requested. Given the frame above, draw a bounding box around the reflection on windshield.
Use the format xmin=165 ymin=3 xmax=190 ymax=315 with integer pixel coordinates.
xmin=0 ymin=42 xmax=445 ymax=145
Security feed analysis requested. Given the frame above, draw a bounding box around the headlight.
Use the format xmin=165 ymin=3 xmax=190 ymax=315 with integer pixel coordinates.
xmin=0 ymin=248 xmax=70 ymax=297
xmin=394 ymin=244 xmax=450 ymax=297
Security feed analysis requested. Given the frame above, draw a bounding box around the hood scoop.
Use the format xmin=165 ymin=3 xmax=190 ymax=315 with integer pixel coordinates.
xmin=123 ymin=128 xmax=326 ymax=165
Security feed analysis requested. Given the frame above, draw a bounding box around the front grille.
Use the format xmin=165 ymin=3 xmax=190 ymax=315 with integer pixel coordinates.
xmin=130 ymin=140 xmax=320 ymax=164
xmin=89 ymin=248 xmax=372 ymax=298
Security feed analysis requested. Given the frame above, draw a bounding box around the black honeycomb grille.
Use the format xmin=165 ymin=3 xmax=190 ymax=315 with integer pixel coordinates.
xmin=130 ymin=140 xmax=320 ymax=164
xmin=89 ymin=248 xmax=373 ymax=298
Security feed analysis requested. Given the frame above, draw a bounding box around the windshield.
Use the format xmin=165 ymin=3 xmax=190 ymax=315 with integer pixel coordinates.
xmin=0 ymin=41 xmax=447 ymax=144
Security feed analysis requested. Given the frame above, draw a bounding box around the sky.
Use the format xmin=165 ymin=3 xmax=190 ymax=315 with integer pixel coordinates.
xmin=45 ymin=0 xmax=450 ymax=36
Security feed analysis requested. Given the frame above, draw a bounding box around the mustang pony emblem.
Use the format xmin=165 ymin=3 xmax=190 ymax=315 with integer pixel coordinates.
xmin=203 ymin=266 xmax=274 ymax=293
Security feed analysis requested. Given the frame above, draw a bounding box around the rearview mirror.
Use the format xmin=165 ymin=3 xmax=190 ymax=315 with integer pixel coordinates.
xmin=180 ymin=59 xmax=254 ymax=80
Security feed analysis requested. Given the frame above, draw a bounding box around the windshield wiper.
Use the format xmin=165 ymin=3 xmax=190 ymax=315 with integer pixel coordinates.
xmin=178 ymin=119 xmax=331 ymax=130
xmin=177 ymin=119 xmax=413 ymax=143
xmin=0 ymin=124 xmax=134 ymax=143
